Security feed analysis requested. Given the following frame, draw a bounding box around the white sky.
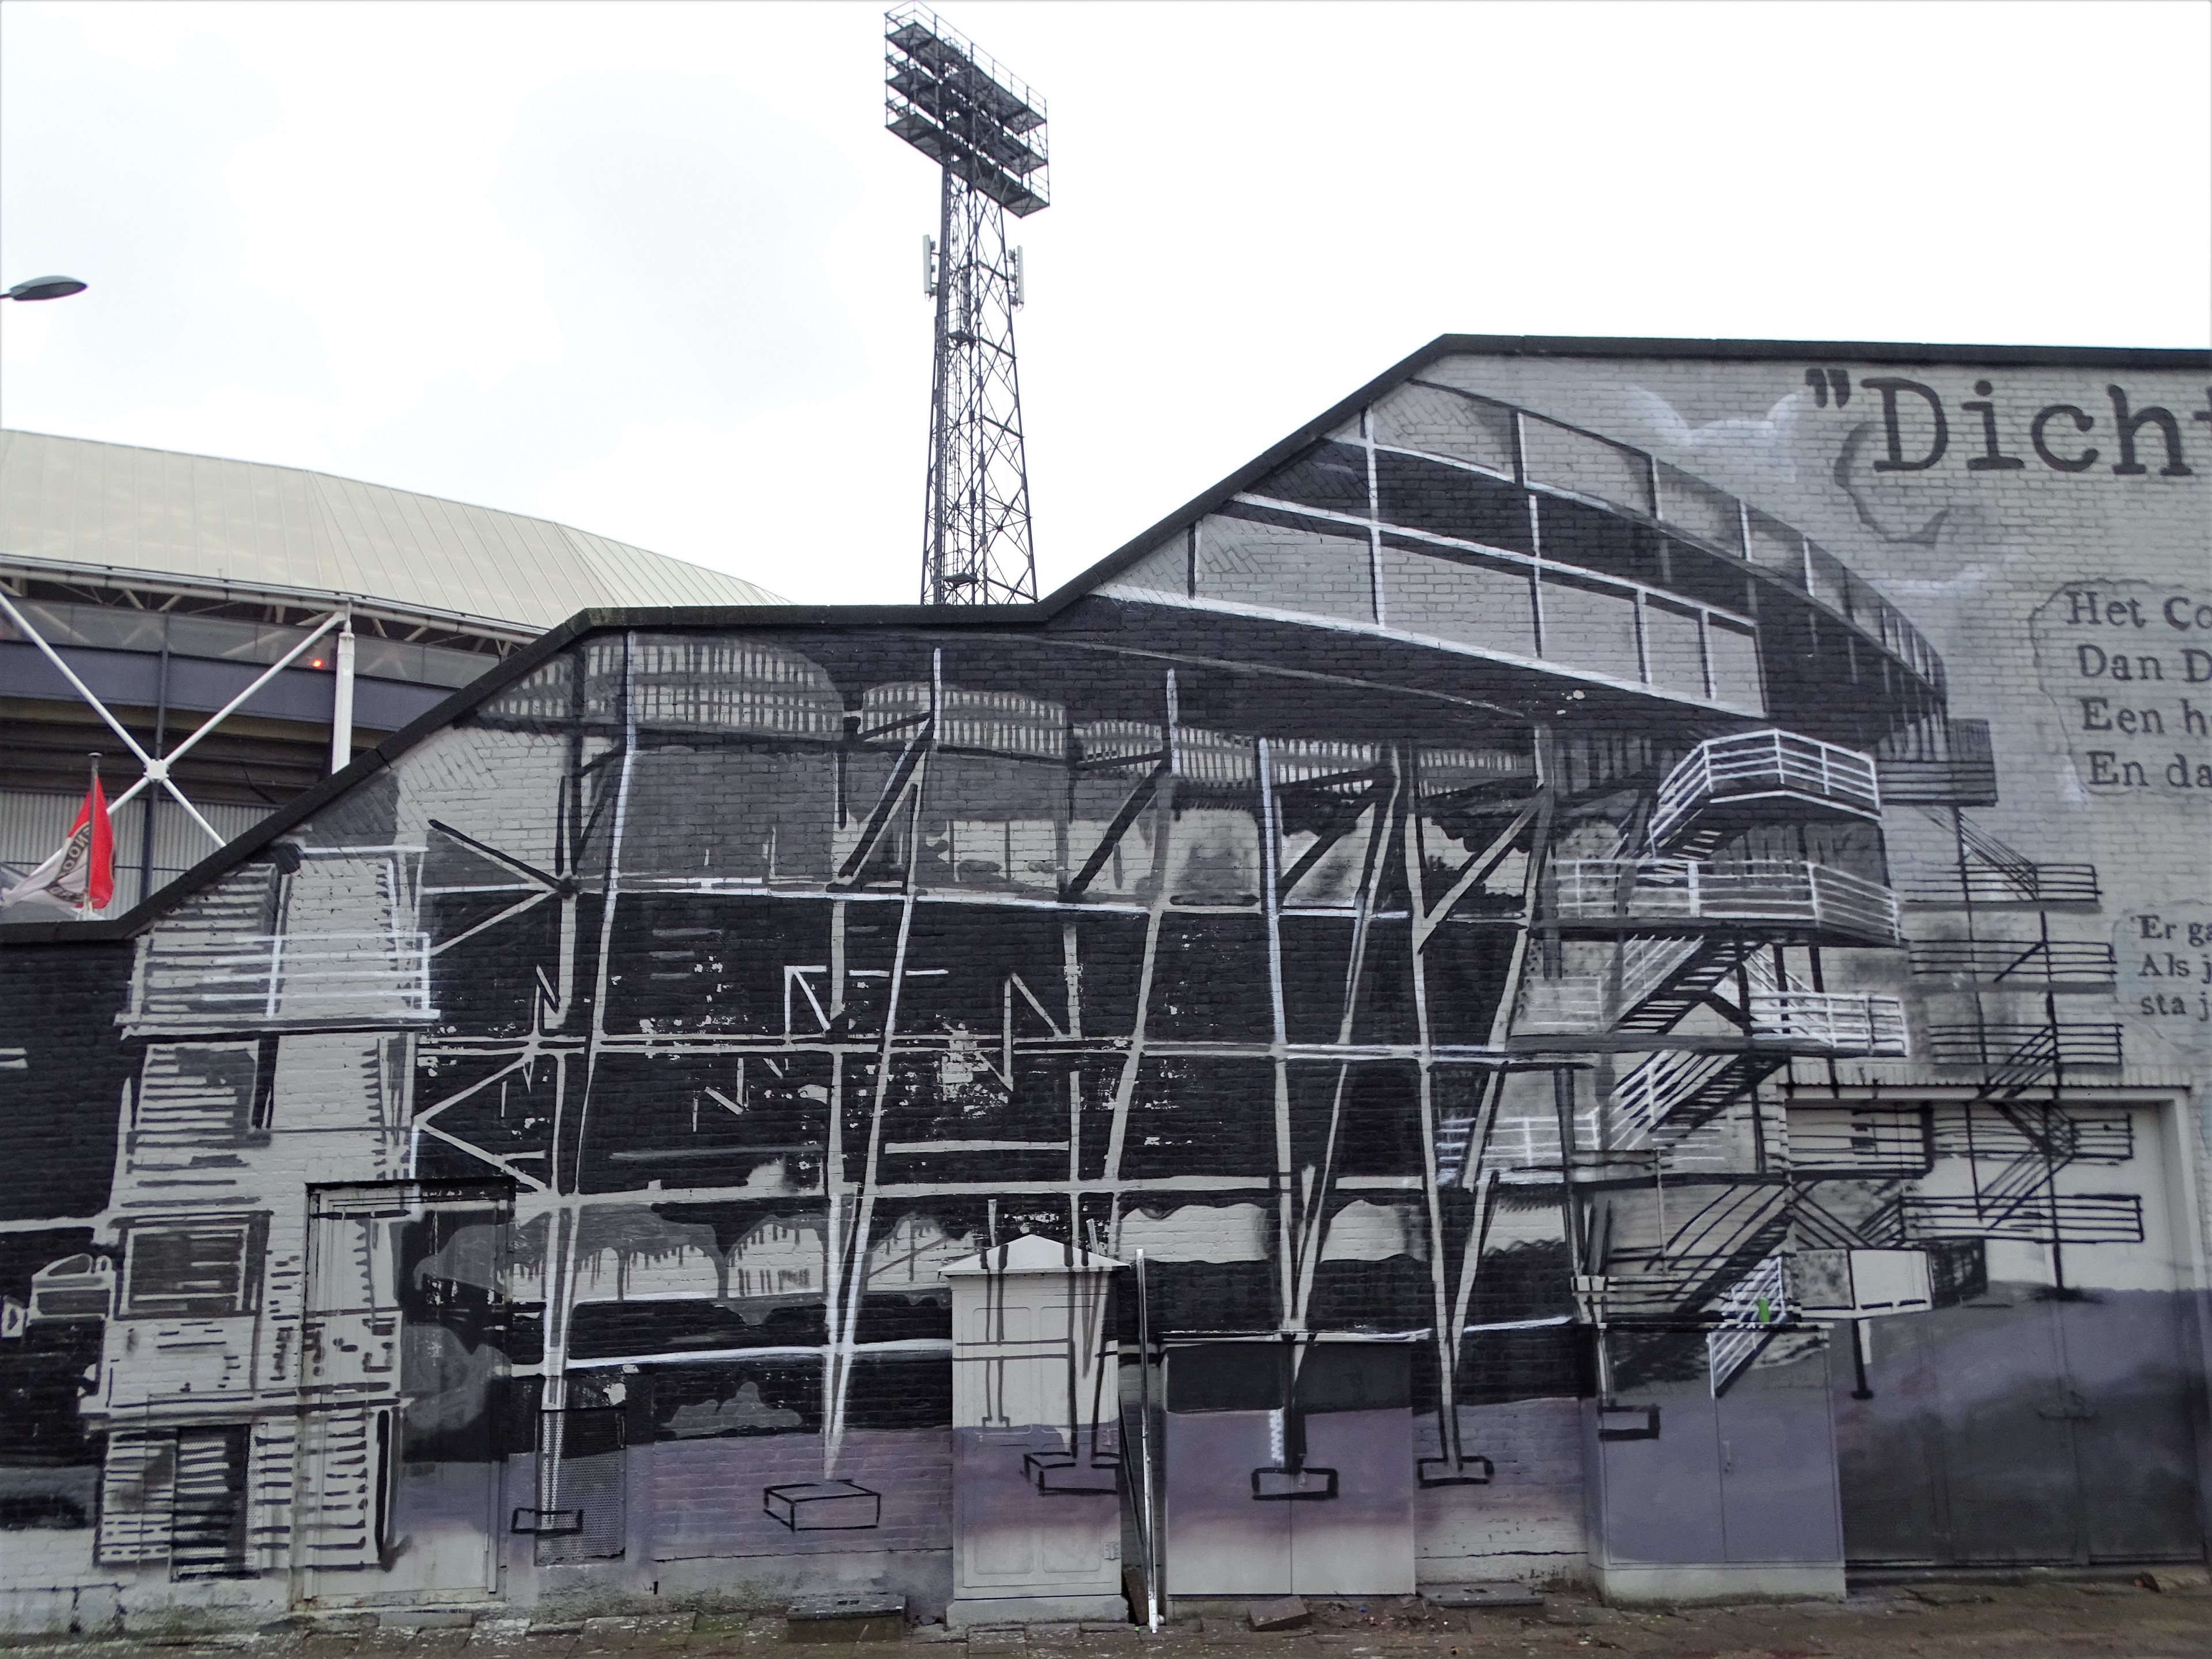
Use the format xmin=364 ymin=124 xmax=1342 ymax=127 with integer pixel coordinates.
xmin=2 ymin=1 xmax=2206 ymax=606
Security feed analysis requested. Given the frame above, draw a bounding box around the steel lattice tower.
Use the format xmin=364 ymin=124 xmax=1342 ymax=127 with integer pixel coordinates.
xmin=885 ymin=6 xmax=1048 ymax=605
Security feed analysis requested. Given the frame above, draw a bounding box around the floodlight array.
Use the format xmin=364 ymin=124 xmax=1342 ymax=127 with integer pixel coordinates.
xmin=885 ymin=4 xmax=1050 ymax=217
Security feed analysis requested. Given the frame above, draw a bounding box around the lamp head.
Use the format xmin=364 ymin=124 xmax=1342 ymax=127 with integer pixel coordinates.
xmin=6 ymin=276 xmax=89 ymax=302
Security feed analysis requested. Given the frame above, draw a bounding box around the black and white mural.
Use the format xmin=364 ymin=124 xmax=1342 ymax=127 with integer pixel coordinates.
xmin=2 ymin=342 xmax=2205 ymax=1626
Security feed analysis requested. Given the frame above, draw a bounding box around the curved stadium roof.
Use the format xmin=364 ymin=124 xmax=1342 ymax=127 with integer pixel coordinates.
xmin=0 ymin=428 xmax=783 ymax=633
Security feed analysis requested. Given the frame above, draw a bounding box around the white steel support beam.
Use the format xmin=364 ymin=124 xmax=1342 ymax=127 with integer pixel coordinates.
xmin=1 ymin=588 xmax=343 ymax=848
xmin=0 ymin=588 xmax=160 ymax=769
xmin=105 ymin=611 xmax=344 ymax=841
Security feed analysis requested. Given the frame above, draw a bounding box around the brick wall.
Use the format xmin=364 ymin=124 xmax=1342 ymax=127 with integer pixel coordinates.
xmin=2 ymin=341 xmax=2203 ymax=1627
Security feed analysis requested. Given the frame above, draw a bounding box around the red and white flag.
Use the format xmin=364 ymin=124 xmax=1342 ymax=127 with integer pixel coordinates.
xmin=2 ymin=774 xmax=114 ymax=911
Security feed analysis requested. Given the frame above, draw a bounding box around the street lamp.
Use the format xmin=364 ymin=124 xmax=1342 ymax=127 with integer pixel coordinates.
xmin=5 ymin=276 xmax=88 ymax=302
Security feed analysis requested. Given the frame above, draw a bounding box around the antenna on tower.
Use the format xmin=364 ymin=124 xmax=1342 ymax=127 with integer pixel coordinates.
xmin=885 ymin=5 xmax=1048 ymax=605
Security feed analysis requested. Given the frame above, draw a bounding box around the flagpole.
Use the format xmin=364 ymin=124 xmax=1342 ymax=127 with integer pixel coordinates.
xmin=81 ymin=753 xmax=100 ymax=916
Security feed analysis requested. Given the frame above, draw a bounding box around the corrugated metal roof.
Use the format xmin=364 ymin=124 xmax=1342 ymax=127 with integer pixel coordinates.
xmin=0 ymin=428 xmax=784 ymax=632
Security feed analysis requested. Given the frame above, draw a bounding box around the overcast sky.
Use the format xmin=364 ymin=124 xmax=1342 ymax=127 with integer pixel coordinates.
xmin=3 ymin=1 xmax=2207 ymax=606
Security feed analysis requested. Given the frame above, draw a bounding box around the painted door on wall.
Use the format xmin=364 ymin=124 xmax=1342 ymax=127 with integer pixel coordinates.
xmin=1162 ymin=1340 xmax=1414 ymax=1597
xmin=1830 ymin=1105 xmax=2205 ymax=1566
xmin=946 ymin=1244 xmax=1126 ymax=1611
xmin=297 ymin=1182 xmax=513 ymax=1605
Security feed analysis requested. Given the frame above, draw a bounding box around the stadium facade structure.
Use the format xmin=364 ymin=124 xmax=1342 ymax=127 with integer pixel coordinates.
xmin=1 ymin=430 xmax=781 ymax=915
xmin=0 ymin=338 xmax=2206 ymax=1633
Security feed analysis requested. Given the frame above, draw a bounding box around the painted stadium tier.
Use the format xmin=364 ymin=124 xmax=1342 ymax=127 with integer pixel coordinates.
xmin=2 ymin=337 xmax=2206 ymax=1632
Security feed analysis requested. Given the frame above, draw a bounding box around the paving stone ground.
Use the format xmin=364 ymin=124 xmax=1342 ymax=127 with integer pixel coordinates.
xmin=8 ymin=1577 xmax=2211 ymax=1659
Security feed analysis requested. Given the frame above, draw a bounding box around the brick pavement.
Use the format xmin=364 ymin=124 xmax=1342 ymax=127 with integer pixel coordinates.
xmin=6 ymin=1577 xmax=2210 ymax=1659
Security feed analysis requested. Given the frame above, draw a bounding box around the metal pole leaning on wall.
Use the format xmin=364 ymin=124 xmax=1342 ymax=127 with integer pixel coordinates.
xmin=1135 ymin=1248 xmax=1159 ymax=1633
xmin=329 ymin=612 xmax=355 ymax=775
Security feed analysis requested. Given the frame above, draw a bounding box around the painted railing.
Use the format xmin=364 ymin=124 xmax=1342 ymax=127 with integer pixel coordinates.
xmin=1517 ymin=949 xmax=1905 ymax=1055
xmin=1516 ymin=937 xmax=1705 ymax=1034
xmin=1615 ymin=935 xmax=1708 ymax=1017
xmin=1908 ymin=939 xmax=2116 ymax=988
xmin=1876 ymin=719 xmax=1997 ymax=806
xmin=1649 ymin=729 xmax=1880 ymax=851
xmin=1513 ymin=976 xmax=1607 ymax=1033
xmin=130 ymin=932 xmax=434 ymax=1030
xmin=1743 ymin=949 xmax=1907 ymax=1052
xmin=1574 ymin=1184 xmax=1794 ymax=1324
xmin=1707 ymin=1253 xmax=1791 ymax=1395
xmin=1923 ymin=1022 xmax=2123 ymax=1079
xmin=1552 ymin=858 xmax=1902 ymax=943
xmin=1895 ymin=862 xmax=2101 ymax=906
xmin=1745 ymin=990 xmax=1907 ymax=1056
xmin=1787 ymin=1108 xmax=1933 ymax=1176
xmin=1881 ymin=1193 xmax=2145 ymax=1246
xmin=1611 ymin=1048 xmax=1744 ymax=1131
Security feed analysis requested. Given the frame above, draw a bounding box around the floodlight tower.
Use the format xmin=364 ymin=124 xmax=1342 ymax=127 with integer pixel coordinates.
xmin=885 ymin=5 xmax=1048 ymax=605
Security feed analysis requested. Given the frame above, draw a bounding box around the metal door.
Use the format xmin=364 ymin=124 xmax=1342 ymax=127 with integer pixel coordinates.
xmin=1286 ymin=1344 xmax=1416 ymax=1595
xmin=1717 ymin=1339 xmax=1842 ymax=1563
xmin=1594 ymin=1371 xmax=1727 ymax=1566
xmin=1598 ymin=1333 xmax=1843 ymax=1570
xmin=1830 ymin=1104 xmax=2204 ymax=1566
xmin=1161 ymin=1340 xmax=1412 ymax=1598
xmin=2062 ymin=1289 xmax=2202 ymax=1558
xmin=296 ymin=1182 xmax=513 ymax=1605
xmin=1162 ymin=1345 xmax=1290 ymax=1595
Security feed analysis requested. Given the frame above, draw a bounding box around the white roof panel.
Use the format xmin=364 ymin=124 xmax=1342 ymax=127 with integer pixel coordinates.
xmin=0 ymin=428 xmax=783 ymax=632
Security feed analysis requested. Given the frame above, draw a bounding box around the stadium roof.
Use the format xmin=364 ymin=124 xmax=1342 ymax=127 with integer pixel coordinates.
xmin=0 ymin=428 xmax=783 ymax=635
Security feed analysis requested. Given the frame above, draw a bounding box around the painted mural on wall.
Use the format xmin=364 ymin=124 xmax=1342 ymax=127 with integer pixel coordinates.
xmin=1 ymin=342 xmax=2205 ymax=1626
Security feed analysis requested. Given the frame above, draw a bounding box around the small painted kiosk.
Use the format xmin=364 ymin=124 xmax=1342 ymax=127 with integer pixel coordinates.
xmin=942 ymin=1236 xmax=1126 ymax=1627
